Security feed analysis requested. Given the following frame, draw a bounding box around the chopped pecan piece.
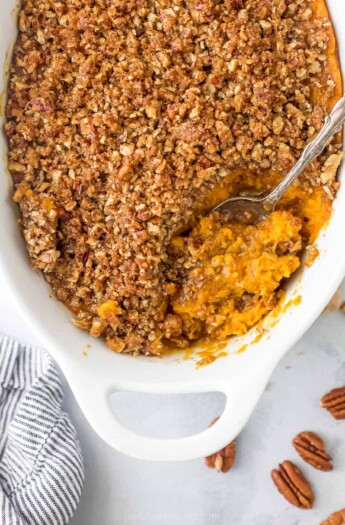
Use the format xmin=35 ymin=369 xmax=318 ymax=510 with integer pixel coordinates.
xmin=321 ymin=509 xmax=345 ymax=525
xmin=230 ymin=0 xmax=244 ymax=8
xmin=162 ymin=313 xmax=182 ymax=338
xmin=320 ymin=153 xmax=344 ymax=185
xmin=90 ymin=317 xmax=107 ymax=337
xmin=271 ymin=460 xmax=314 ymax=509
xmin=205 ymin=417 xmax=236 ymax=473
xmin=292 ymin=431 xmax=333 ymax=471
xmin=320 ymin=387 xmax=345 ymax=419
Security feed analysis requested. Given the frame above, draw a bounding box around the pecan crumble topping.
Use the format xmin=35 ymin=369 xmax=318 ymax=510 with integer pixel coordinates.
xmin=6 ymin=0 xmax=342 ymax=354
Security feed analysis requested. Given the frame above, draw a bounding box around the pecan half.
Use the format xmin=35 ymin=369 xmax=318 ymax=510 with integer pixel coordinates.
xmin=323 ymin=288 xmax=341 ymax=314
xmin=292 ymin=431 xmax=333 ymax=471
xmin=320 ymin=387 xmax=345 ymax=419
xmin=271 ymin=460 xmax=314 ymax=509
xmin=321 ymin=509 xmax=345 ymax=525
xmin=205 ymin=417 xmax=236 ymax=473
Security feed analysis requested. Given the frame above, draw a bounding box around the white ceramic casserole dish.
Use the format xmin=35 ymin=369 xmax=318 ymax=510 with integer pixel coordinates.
xmin=0 ymin=0 xmax=344 ymax=461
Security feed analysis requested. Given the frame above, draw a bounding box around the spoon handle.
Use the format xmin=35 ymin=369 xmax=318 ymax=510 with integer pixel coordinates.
xmin=265 ymin=95 xmax=345 ymax=208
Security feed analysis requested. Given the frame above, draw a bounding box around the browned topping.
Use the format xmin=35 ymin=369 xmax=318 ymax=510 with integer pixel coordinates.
xmin=292 ymin=431 xmax=333 ymax=471
xmin=6 ymin=0 xmax=341 ymax=354
xmin=320 ymin=387 xmax=345 ymax=419
xmin=321 ymin=509 xmax=345 ymax=525
xmin=205 ymin=417 xmax=236 ymax=473
xmin=271 ymin=460 xmax=314 ymax=509
xmin=321 ymin=152 xmax=344 ymax=185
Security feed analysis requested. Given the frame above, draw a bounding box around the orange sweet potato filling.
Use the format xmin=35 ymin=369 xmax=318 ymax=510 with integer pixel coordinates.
xmin=170 ymin=211 xmax=302 ymax=340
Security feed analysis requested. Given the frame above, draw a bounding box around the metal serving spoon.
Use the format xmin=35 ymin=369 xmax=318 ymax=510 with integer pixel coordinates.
xmin=213 ymin=95 xmax=345 ymax=224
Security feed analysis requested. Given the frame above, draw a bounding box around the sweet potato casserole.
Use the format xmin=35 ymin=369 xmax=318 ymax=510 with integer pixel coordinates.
xmin=6 ymin=0 xmax=343 ymax=355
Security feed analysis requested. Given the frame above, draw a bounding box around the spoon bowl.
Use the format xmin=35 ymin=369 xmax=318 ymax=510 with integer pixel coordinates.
xmin=213 ymin=95 xmax=345 ymax=224
xmin=212 ymin=195 xmax=272 ymax=225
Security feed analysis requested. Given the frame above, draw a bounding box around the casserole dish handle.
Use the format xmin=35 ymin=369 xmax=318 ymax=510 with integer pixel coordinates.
xmin=71 ymin=373 xmax=270 ymax=461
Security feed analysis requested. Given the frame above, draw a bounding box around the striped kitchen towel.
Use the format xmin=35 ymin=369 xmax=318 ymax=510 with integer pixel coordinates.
xmin=0 ymin=335 xmax=84 ymax=525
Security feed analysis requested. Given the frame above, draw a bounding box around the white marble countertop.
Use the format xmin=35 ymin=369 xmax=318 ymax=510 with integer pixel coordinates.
xmin=1 ymin=283 xmax=345 ymax=525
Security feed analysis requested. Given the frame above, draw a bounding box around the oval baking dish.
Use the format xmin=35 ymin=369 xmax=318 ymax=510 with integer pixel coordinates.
xmin=0 ymin=0 xmax=344 ymax=461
